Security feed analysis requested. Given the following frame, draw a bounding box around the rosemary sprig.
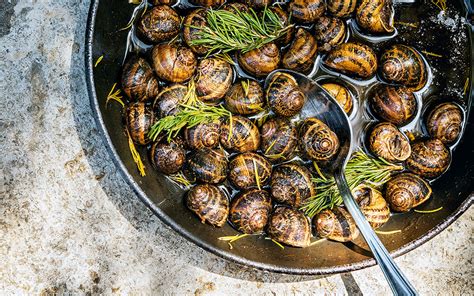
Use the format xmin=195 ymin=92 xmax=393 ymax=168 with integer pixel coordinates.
xmin=300 ymin=150 xmax=404 ymax=218
xmin=375 ymin=230 xmax=402 ymax=235
xmin=218 ymin=233 xmax=249 ymax=249
xmin=431 ymin=0 xmax=447 ymax=11
xmin=106 ymin=83 xmax=125 ymax=108
xmin=126 ymin=129 xmax=146 ymax=176
xmin=414 ymin=207 xmax=443 ymax=213
xmin=169 ymin=171 xmax=194 ymax=188
xmin=94 ymin=55 xmax=104 ymax=67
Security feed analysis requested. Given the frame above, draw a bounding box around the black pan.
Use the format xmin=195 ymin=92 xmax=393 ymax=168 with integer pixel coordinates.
xmin=85 ymin=0 xmax=474 ymax=274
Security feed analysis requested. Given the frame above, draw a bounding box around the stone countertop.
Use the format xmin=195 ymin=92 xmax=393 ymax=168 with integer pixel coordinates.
xmin=0 ymin=0 xmax=472 ymax=295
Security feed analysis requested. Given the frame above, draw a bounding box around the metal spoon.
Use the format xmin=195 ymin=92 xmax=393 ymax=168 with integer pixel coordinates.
xmin=265 ymin=69 xmax=418 ymax=296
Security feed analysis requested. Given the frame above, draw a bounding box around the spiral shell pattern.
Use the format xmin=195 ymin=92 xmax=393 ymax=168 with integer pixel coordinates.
xmin=282 ymin=28 xmax=318 ymax=74
xmin=121 ymin=56 xmax=159 ymax=102
xmin=314 ymin=16 xmax=347 ymax=53
xmin=299 ymin=118 xmax=340 ymax=161
xmin=187 ymin=184 xmax=229 ymax=227
xmin=153 ymin=84 xmax=187 ymax=118
xmin=126 ymin=102 xmax=154 ymax=145
xmin=152 ymin=44 xmax=197 ymax=83
xmin=385 ymin=173 xmax=432 ymax=212
xmin=353 ymin=185 xmax=390 ymax=229
xmin=267 ymin=207 xmax=311 ymax=248
xmin=238 ymin=43 xmax=280 ymax=78
xmin=187 ymin=148 xmax=228 ymax=184
xmin=270 ymin=163 xmax=316 ymax=207
xmin=184 ymin=122 xmax=221 ymax=149
xmin=228 ymin=153 xmax=272 ymax=189
xmin=324 ymin=42 xmax=377 ymax=79
xmin=406 ymin=139 xmax=451 ymax=179
xmin=266 ymin=72 xmax=306 ymax=117
xmin=327 ymin=0 xmax=357 ymax=17
xmin=224 ymin=80 xmax=264 ymax=115
xmin=369 ymin=85 xmax=417 ymax=126
xmin=356 ymin=0 xmax=394 ymax=34
xmin=321 ymin=82 xmax=353 ymax=114
xmin=183 ymin=8 xmax=209 ymax=55
xmin=137 ymin=5 xmax=180 ymax=43
xmin=230 ymin=189 xmax=272 ymax=234
xmin=289 ymin=0 xmax=326 ymax=23
xmin=196 ymin=58 xmax=234 ymax=104
xmin=150 ymin=140 xmax=186 ymax=175
xmin=368 ymin=122 xmax=411 ymax=163
xmin=220 ymin=116 xmax=261 ymax=152
xmin=260 ymin=118 xmax=298 ymax=162
xmin=314 ymin=207 xmax=359 ymax=242
xmin=426 ymin=103 xmax=463 ymax=144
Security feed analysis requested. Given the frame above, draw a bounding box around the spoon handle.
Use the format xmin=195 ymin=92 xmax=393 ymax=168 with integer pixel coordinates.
xmin=334 ymin=171 xmax=418 ymax=296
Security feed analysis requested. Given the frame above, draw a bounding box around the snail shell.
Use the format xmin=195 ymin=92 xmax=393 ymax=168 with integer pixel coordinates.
xmin=324 ymin=42 xmax=377 ymax=79
xmin=379 ymin=45 xmax=427 ymax=91
xmin=187 ymin=184 xmax=229 ymax=227
xmin=314 ymin=207 xmax=359 ymax=242
xmin=121 ymin=56 xmax=159 ymax=102
xmin=289 ymin=0 xmax=326 ymax=23
xmin=228 ymin=153 xmax=272 ymax=189
xmin=183 ymin=9 xmax=209 ymax=55
xmin=353 ymin=185 xmax=390 ymax=229
xmin=406 ymin=139 xmax=450 ymax=179
xmin=368 ymin=122 xmax=411 ymax=163
xmin=137 ymin=5 xmax=180 ymax=43
xmin=369 ymin=85 xmax=417 ymax=126
xmin=385 ymin=173 xmax=432 ymax=212
xmin=282 ymin=28 xmax=318 ymax=74
xmin=152 ymin=44 xmax=197 ymax=83
xmin=151 ymin=0 xmax=178 ymax=5
xmin=187 ymin=148 xmax=228 ymax=184
xmin=267 ymin=207 xmax=311 ymax=248
xmin=321 ymin=82 xmax=353 ymax=114
xmin=426 ymin=102 xmax=463 ymax=144
xmin=150 ymin=139 xmax=186 ymax=175
xmin=184 ymin=122 xmax=221 ymax=149
xmin=196 ymin=58 xmax=233 ymax=104
xmin=224 ymin=80 xmax=265 ymax=115
xmin=356 ymin=0 xmax=394 ymax=34
xmin=327 ymin=0 xmax=357 ymax=17
xmin=126 ymin=102 xmax=154 ymax=145
xmin=243 ymin=0 xmax=273 ymax=8
xmin=189 ymin=0 xmax=225 ymax=7
xmin=220 ymin=116 xmax=261 ymax=152
xmin=260 ymin=118 xmax=298 ymax=161
xmin=266 ymin=72 xmax=306 ymax=117
xmin=271 ymin=6 xmax=294 ymax=46
xmin=238 ymin=42 xmax=280 ymax=78
xmin=314 ymin=16 xmax=347 ymax=53
xmin=153 ymin=84 xmax=188 ymax=118
xmin=223 ymin=2 xmax=250 ymax=12
xmin=270 ymin=163 xmax=316 ymax=207
xmin=299 ymin=118 xmax=340 ymax=161
xmin=230 ymin=189 xmax=272 ymax=234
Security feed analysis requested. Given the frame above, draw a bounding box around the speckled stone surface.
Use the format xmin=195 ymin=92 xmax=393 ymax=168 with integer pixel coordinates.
xmin=0 ymin=1 xmax=473 ymax=295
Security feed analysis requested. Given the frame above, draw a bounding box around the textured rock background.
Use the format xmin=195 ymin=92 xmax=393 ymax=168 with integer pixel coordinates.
xmin=0 ymin=0 xmax=472 ymax=295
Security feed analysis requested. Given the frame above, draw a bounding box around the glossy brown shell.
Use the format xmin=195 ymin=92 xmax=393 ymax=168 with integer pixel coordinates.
xmin=223 ymin=2 xmax=250 ymax=12
xmin=183 ymin=8 xmax=209 ymax=55
xmin=137 ymin=5 xmax=180 ymax=43
xmin=271 ymin=6 xmax=294 ymax=46
xmin=187 ymin=184 xmax=229 ymax=227
xmin=379 ymin=44 xmax=427 ymax=91
xmin=327 ymin=0 xmax=357 ymax=17
xmin=152 ymin=44 xmax=197 ymax=83
xmin=151 ymin=0 xmax=178 ymax=5
xmin=189 ymin=0 xmax=225 ymax=7
xmin=266 ymin=72 xmax=306 ymax=117
xmin=289 ymin=0 xmax=326 ymax=23
xmin=150 ymin=139 xmax=186 ymax=175
xmin=267 ymin=207 xmax=311 ymax=248
xmin=406 ymin=139 xmax=451 ymax=179
xmin=196 ymin=58 xmax=233 ymax=104
xmin=260 ymin=118 xmax=298 ymax=162
xmin=187 ymin=148 xmax=228 ymax=184
xmin=153 ymin=84 xmax=187 ymax=118
xmin=184 ymin=121 xmax=221 ymax=149
xmin=353 ymin=185 xmax=390 ymax=229
xmin=220 ymin=116 xmax=261 ymax=152
xmin=385 ymin=173 xmax=432 ymax=212
xmin=299 ymin=118 xmax=340 ymax=161
xmin=224 ymin=80 xmax=265 ymax=115
xmin=228 ymin=153 xmax=272 ymax=189
xmin=369 ymin=85 xmax=417 ymax=126
xmin=368 ymin=122 xmax=411 ymax=163
xmin=230 ymin=189 xmax=272 ymax=234
xmin=282 ymin=28 xmax=318 ymax=74
xmin=324 ymin=42 xmax=377 ymax=79
xmin=121 ymin=56 xmax=159 ymax=102
xmin=356 ymin=0 xmax=394 ymax=34
xmin=126 ymin=102 xmax=154 ymax=145
xmin=270 ymin=163 xmax=316 ymax=207
xmin=426 ymin=102 xmax=463 ymax=144
xmin=243 ymin=0 xmax=273 ymax=8
xmin=321 ymin=82 xmax=353 ymax=114
xmin=238 ymin=43 xmax=280 ymax=78
xmin=314 ymin=16 xmax=346 ymax=53
xmin=314 ymin=207 xmax=359 ymax=242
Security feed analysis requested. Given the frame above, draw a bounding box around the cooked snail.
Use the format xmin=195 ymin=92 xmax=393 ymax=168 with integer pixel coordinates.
xmin=151 ymin=0 xmax=178 ymax=5
xmin=186 ymin=148 xmax=228 ymax=184
xmin=121 ymin=56 xmax=159 ymax=102
xmin=267 ymin=207 xmax=311 ymax=248
xmin=230 ymin=189 xmax=272 ymax=234
xmin=152 ymin=44 xmax=197 ymax=83
xmin=228 ymin=152 xmax=272 ymax=189
xmin=189 ymin=0 xmax=225 ymax=7
xmin=321 ymin=82 xmax=353 ymax=114
xmin=369 ymin=85 xmax=417 ymax=126
xmin=327 ymin=0 xmax=357 ymax=17
xmin=260 ymin=118 xmax=298 ymax=161
xmin=270 ymin=6 xmax=294 ymax=46
xmin=224 ymin=80 xmax=265 ymax=115
xmin=238 ymin=42 xmax=280 ymax=78
xmin=406 ymin=139 xmax=450 ymax=179
xmin=223 ymin=2 xmax=250 ymax=11
xmin=289 ymin=0 xmax=326 ymax=23
xmin=299 ymin=118 xmax=340 ymax=161
xmin=314 ymin=16 xmax=346 ymax=53
xmin=270 ymin=163 xmax=315 ymax=207
xmin=282 ymin=28 xmax=317 ymax=73
xmin=220 ymin=116 xmax=261 ymax=152
xmin=150 ymin=139 xmax=186 ymax=175
xmin=243 ymin=0 xmax=272 ymax=8
xmin=187 ymin=184 xmax=229 ymax=227
xmin=196 ymin=58 xmax=233 ymax=104
xmin=324 ymin=42 xmax=377 ymax=79
xmin=314 ymin=207 xmax=359 ymax=242
xmin=426 ymin=102 xmax=463 ymax=144
xmin=266 ymin=72 xmax=306 ymax=117
xmin=385 ymin=173 xmax=432 ymax=212
xmin=183 ymin=9 xmax=209 ymax=55
xmin=356 ymin=0 xmax=394 ymax=34
xmin=184 ymin=121 xmax=221 ymax=149
xmin=368 ymin=122 xmax=411 ymax=163
xmin=137 ymin=5 xmax=180 ymax=43
xmin=353 ymin=185 xmax=390 ymax=229
xmin=126 ymin=102 xmax=154 ymax=145
xmin=153 ymin=84 xmax=188 ymax=118
xmin=379 ymin=44 xmax=427 ymax=91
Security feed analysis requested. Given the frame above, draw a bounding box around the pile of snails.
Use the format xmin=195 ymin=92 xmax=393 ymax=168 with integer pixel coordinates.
xmin=118 ymin=0 xmax=466 ymax=248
